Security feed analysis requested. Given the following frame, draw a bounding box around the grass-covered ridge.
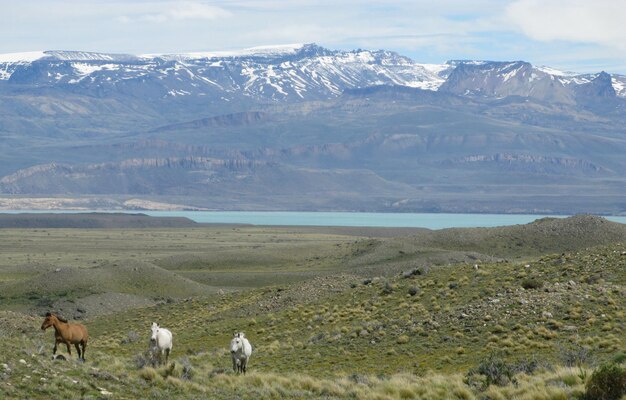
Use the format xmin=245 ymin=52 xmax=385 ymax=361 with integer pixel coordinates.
xmin=0 ymin=215 xmax=625 ymax=398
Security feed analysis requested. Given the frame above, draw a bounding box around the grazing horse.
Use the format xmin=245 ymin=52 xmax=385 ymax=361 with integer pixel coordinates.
xmin=41 ymin=312 xmax=88 ymax=361
xmin=230 ymin=332 xmax=252 ymax=374
xmin=150 ymin=322 xmax=173 ymax=365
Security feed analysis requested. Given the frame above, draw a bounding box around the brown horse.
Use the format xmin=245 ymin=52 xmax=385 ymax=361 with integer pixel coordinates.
xmin=41 ymin=312 xmax=88 ymax=361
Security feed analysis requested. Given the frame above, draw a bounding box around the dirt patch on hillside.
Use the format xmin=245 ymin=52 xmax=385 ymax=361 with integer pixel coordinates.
xmin=237 ymin=273 xmax=361 ymax=317
xmin=52 ymin=292 xmax=157 ymax=320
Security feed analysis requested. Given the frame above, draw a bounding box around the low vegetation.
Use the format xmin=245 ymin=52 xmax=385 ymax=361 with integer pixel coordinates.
xmin=0 ymin=216 xmax=625 ymax=398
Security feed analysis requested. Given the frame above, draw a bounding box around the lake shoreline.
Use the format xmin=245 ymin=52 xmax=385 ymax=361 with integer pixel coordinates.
xmin=1 ymin=210 xmax=625 ymax=229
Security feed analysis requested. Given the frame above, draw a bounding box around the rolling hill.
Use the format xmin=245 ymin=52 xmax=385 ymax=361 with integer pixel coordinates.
xmin=0 ymin=215 xmax=624 ymax=399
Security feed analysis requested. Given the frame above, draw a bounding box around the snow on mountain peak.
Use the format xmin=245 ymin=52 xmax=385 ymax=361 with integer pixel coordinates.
xmin=143 ymin=43 xmax=307 ymax=61
xmin=44 ymin=50 xmax=140 ymax=62
xmin=0 ymin=44 xmax=624 ymax=100
xmin=0 ymin=51 xmax=47 ymax=62
xmin=535 ymin=65 xmax=577 ymax=77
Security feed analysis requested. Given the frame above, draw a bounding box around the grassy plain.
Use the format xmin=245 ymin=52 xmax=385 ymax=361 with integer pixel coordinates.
xmin=0 ymin=215 xmax=625 ymax=399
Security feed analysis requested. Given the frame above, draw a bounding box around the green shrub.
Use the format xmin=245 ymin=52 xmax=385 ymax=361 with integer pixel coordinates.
xmin=521 ymin=277 xmax=543 ymax=290
xmin=584 ymin=363 xmax=626 ymax=400
xmin=396 ymin=335 xmax=409 ymax=344
xmin=611 ymin=353 xmax=626 ymax=365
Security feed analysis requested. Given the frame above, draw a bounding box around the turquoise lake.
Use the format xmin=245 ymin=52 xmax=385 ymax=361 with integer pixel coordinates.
xmin=137 ymin=211 xmax=626 ymax=229
xmin=3 ymin=210 xmax=625 ymax=229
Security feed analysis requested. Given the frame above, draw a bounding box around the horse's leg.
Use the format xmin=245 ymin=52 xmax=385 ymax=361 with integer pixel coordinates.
xmin=165 ymin=348 xmax=170 ymax=365
xmin=74 ymin=343 xmax=81 ymax=359
xmin=66 ymin=342 xmax=72 ymax=356
xmin=53 ymin=339 xmax=58 ymax=355
xmin=242 ymin=358 xmax=247 ymax=375
xmin=232 ymin=358 xmax=237 ymax=373
xmin=81 ymin=341 xmax=87 ymax=361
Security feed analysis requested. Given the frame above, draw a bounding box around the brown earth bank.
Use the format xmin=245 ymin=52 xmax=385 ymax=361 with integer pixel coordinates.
xmin=0 ymin=212 xmax=198 ymax=228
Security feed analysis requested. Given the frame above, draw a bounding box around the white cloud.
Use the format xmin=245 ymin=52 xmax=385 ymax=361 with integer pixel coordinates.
xmin=118 ymin=1 xmax=231 ymax=23
xmin=506 ymin=0 xmax=626 ymax=49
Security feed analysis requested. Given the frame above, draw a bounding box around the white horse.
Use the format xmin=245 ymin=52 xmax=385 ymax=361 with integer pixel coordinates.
xmin=230 ymin=332 xmax=252 ymax=374
xmin=150 ymin=322 xmax=173 ymax=365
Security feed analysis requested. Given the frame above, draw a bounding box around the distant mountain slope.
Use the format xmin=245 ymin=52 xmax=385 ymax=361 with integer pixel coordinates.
xmin=0 ymin=44 xmax=625 ymax=213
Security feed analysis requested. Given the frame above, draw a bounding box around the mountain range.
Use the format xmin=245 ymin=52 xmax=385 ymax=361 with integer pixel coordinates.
xmin=0 ymin=43 xmax=624 ymax=214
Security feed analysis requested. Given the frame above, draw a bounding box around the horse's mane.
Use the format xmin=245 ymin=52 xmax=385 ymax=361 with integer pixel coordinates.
xmin=46 ymin=312 xmax=68 ymax=323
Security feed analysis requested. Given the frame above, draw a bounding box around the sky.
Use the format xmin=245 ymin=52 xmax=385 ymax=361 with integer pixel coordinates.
xmin=3 ymin=0 xmax=626 ymax=74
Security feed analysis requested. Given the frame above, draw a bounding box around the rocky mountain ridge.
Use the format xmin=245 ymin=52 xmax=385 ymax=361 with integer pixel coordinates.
xmin=1 ymin=44 xmax=624 ymax=103
xmin=0 ymin=44 xmax=625 ymax=213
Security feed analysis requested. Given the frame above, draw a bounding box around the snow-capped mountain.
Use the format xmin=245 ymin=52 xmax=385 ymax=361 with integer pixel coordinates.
xmin=1 ymin=43 xmax=624 ymax=105
xmin=439 ymin=60 xmax=624 ymax=104
xmin=0 ymin=44 xmax=449 ymax=101
xmin=1 ymin=43 xmax=625 ymax=214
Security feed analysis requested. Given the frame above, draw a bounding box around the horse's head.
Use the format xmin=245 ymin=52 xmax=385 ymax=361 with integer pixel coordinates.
xmin=230 ymin=332 xmax=243 ymax=353
xmin=150 ymin=322 xmax=159 ymax=343
xmin=41 ymin=312 xmax=56 ymax=331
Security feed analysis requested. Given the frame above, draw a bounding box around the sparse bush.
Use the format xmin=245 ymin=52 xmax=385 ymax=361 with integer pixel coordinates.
xmin=521 ymin=277 xmax=543 ymax=290
xmin=348 ymin=373 xmax=369 ymax=385
xmin=381 ymin=281 xmax=393 ymax=295
xmin=139 ymin=367 xmax=158 ymax=381
xmin=208 ymin=367 xmax=229 ymax=378
xmin=492 ymin=325 xmax=506 ymax=334
xmin=402 ymin=267 xmax=425 ymax=279
xmin=469 ymin=353 xmax=516 ymax=389
xmin=585 ymin=274 xmax=603 ymax=284
xmin=38 ymin=299 xmax=56 ymax=310
xmin=546 ymin=319 xmax=563 ymax=330
xmin=511 ymin=357 xmax=541 ymax=375
xmin=309 ymin=332 xmax=325 ymax=344
xmin=180 ymin=357 xmax=194 ymax=381
xmin=559 ymin=343 xmax=592 ymax=367
xmin=134 ymin=351 xmax=154 ymax=369
xmin=121 ymin=330 xmax=140 ymax=344
xmin=160 ymin=362 xmax=176 ymax=379
xmin=584 ymin=363 xmax=626 ymax=400
xmin=396 ymin=335 xmax=409 ymax=344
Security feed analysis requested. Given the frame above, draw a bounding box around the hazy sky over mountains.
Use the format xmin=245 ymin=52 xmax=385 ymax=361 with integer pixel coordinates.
xmin=3 ymin=0 xmax=625 ymax=74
